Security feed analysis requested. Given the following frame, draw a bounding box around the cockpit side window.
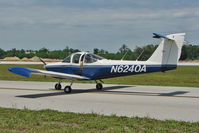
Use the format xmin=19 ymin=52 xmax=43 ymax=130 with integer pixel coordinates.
xmin=62 ymin=55 xmax=71 ymax=63
xmin=84 ymin=54 xmax=104 ymax=63
xmin=92 ymin=54 xmax=104 ymax=60
xmin=84 ymin=54 xmax=93 ymax=63
xmin=72 ymin=54 xmax=81 ymax=64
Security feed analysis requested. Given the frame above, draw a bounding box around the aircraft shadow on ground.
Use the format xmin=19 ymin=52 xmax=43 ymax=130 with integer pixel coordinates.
xmin=16 ymin=85 xmax=132 ymax=98
xmin=104 ymin=90 xmax=189 ymax=96
xmin=16 ymin=89 xmax=189 ymax=98
xmin=16 ymin=85 xmax=189 ymax=99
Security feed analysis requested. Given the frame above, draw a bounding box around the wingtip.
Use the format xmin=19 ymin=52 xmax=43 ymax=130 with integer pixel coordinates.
xmin=8 ymin=68 xmax=12 ymax=72
xmin=8 ymin=67 xmax=31 ymax=77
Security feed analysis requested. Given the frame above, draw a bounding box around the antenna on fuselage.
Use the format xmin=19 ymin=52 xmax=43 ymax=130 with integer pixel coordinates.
xmin=136 ymin=50 xmax=144 ymax=61
xmin=121 ymin=51 xmax=129 ymax=61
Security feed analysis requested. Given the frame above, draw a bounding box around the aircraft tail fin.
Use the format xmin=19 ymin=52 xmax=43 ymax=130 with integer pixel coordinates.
xmin=147 ymin=33 xmax=185 ymax=65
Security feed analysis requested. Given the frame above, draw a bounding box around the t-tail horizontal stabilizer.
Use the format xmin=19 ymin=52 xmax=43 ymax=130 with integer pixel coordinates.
xmin=153 ymin=33 xmax=174 ymax=41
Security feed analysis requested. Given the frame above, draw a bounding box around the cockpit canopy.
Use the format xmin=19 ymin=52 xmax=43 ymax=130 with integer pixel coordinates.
xmin=62 ymin=52 xmax=105 ymax=64
xmin=84 ymin=53 xmax=104 ymax=63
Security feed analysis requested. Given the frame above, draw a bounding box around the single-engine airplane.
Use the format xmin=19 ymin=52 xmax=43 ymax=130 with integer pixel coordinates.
xmin=9 ymin=33 xmax=186 ymax=93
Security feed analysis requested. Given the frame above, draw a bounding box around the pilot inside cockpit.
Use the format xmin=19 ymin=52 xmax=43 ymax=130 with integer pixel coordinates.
xmin=84 ymin=54 xmax=104 ymax=63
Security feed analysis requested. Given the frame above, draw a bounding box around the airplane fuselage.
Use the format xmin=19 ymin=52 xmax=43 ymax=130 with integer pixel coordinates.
xmin=45 ymin=60 xmax=176 ymax=80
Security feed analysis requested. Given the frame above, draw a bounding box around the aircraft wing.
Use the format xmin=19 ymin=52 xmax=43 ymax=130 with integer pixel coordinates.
xmin=8 ymin=67 xmax=89 ymax=80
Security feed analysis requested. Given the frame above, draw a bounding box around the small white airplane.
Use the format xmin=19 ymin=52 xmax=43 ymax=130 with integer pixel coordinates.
xmin=9 ymin=33 xmax=186 ymax=93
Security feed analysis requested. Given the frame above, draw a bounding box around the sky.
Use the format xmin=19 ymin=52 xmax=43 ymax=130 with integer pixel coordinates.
xmin=0 ymin=0 xmax=199 ymax=52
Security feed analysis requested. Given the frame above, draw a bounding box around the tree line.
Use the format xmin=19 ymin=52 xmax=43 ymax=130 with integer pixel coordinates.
xmin=0 ymin=44 xmax=198 ymax=61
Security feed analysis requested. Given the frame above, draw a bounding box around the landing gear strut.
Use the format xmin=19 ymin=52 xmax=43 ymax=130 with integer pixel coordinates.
xmin=64 ymin=80 xmax=75 ymax=93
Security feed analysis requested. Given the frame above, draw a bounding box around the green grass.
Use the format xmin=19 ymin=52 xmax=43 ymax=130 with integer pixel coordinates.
xmin=0 ymin=107 xmax=198 ymax=133
xmin=1 ymin=64 xmax=199 ymax=87
xmin=1 ymin=65 xmax=199 ymax=132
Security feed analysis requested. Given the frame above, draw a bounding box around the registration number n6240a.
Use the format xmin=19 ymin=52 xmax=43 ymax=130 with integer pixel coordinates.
xmin=110 ymin=65 xmax=146 ymax=73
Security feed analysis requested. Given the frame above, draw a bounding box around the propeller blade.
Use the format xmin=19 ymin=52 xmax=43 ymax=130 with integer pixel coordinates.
xmin=39 ymin=58 xmax=46 ymax=65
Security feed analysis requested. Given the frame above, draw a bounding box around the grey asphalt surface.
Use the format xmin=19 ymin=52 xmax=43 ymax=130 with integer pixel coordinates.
xmin=0 ymin=80 xmax=199 ymax=122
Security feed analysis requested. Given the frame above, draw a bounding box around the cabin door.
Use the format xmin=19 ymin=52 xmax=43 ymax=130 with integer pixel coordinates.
xmin=71 ymin=53 xmax=85 ymax=75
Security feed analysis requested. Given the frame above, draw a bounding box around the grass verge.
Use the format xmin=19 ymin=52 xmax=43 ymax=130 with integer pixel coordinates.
xmin=0 ymin=107 xmax=198 ymax=133
xmin=1 ymin=64 xmax=199 ymax=87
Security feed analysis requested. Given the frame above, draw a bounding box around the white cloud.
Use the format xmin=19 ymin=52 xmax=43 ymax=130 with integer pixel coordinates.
xmin=1 ymin=6 xmax=198 ymax=26
xmin=0 ymin=1 xmax=199 ymax=51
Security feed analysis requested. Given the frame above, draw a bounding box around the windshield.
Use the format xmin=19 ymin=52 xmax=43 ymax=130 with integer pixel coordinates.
xmin=84 ymin=54 xmax=104 ymax=63
xmin=62 ymin=55 xmax=71 ymax=63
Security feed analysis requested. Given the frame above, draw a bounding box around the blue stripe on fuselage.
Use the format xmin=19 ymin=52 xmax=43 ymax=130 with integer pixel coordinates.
xmin=45 ymin=64 xmax=176 ymax=80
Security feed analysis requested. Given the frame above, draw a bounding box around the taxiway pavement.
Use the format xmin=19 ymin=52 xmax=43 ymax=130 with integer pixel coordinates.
xmin=0 ymin=80 xmax=199 ymax=122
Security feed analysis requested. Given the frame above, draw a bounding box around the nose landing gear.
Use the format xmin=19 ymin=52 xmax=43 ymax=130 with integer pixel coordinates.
xmin=64 ymin=86 xmax=72 ymax=93
xmin=64 ymin=80 xmax=75 ymax=93
xmin=54 ymin=80 xmax=74 ymax=93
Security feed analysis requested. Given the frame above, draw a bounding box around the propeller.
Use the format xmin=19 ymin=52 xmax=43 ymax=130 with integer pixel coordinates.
xmin=39 ymin=58 xmax=47 ymax=78
xmin=39 ymin=58 xmax=47 ymax=65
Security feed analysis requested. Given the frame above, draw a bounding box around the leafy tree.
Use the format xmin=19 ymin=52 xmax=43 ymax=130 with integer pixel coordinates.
xmin=1 ymin=44 xmax=199 ymax=61
xmin=39 ymin=47 xmax=49 ymax=53
xmin=93 ymin=48 xmax=99 ymax=54
xmin=118 ymin=44 xmax=131 ymax=55
xmin=0 ymin=48 xmax=5 ymax=59
xmin=180 ymin=45 xmax=188 ymax=60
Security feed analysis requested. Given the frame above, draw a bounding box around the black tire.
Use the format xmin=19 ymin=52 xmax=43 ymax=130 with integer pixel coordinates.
xmin=55 ymin=83 xmax=62 ymax=90
xmin=96 ymin=83 xmax=103 ymax=90
xmin=64 ymin=86 xmax=72 ymax=93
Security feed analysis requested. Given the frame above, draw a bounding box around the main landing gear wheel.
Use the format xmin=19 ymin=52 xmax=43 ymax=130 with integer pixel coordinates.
xmin=55 ymin=83 xmax=62 ymax=90
xmin=96 ymin=83 xmax=103 ymax=90
xmin=64 ymin=86 xmax=72 ymax=93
